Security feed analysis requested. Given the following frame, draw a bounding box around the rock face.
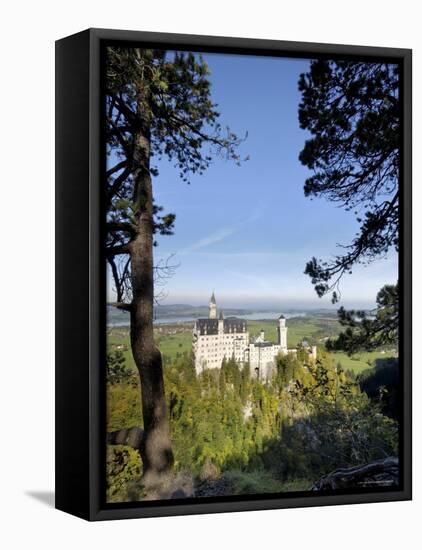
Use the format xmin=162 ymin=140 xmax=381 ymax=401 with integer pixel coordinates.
xmin=311 ymin=457 xmax=399 ymax=491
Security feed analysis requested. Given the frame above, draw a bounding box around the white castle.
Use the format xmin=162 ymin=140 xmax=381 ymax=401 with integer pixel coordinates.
xmin=192 ymin=292 xmax=317 ymax=380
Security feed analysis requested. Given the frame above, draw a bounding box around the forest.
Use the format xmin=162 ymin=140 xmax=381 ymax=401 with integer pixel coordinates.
xmin=106 ymin=336 xmax=398 ymax=501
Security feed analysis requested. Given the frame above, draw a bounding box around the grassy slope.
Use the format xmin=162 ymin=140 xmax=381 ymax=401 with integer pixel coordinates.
xmin=247 ymin=317 xmax=338 ymax=347
xmin=107 ymin=316 xmax=395 ymax=375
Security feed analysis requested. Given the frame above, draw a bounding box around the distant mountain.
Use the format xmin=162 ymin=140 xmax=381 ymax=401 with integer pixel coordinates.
xmin=106 ymin=303 xmax=350 ymax=327
xmin=107 ymin=303 xmax=254 ymax=322
xmin=155 ymin=304 xmax=197 ymax=310
xmin=154 ymin=304 xmax=255 ymax=317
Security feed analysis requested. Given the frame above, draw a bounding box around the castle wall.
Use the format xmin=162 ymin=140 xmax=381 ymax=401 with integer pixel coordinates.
xmin=248 ymin=343 xmax=287 ymax=380
xmin=193 ymin=331 xmax=249 ymax=373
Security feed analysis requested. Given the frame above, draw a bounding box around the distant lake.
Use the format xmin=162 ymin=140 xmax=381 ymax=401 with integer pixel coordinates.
xmin=107 ymin=309 xmax=306 ymax=327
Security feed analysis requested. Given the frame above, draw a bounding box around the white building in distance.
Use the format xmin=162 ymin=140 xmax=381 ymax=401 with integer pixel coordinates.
xmin=192 ymin=292 xmax=317 ymax=379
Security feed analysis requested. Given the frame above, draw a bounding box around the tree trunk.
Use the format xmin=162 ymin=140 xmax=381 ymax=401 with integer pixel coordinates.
xmin=129 ymin=104 xmax=174 ymax=484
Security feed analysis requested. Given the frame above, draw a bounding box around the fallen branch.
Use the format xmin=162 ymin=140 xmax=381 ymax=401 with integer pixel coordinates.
xmin=311 ymin=456 xmax=399 ymax=491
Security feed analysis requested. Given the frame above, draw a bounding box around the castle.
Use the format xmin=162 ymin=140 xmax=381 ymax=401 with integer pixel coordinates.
xmin=192 ymin=292 xmax=317 ymax=379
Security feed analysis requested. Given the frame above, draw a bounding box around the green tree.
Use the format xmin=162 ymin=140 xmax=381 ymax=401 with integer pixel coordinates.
xmin=105 ymin=47 xmax=244 ymax=481
xmin=106 ymin=349 xmax=132 ymax=385
xmin=327 ymin=283 xmax=398 ymax=353
xmin=240 ymin=363 xmax=250 ymax=404
xmin=298 ymin=60 xmax=399 ymax=302
xmin=219 ymin=366 xmax=227 ymax=397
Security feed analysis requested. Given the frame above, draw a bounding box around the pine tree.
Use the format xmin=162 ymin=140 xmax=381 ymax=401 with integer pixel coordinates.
xmin=298 ymin=60 xmax=399 ymax=302
xmin=327 ymin=283 xmax=398 ymax=353
xmin=105 ymin=47 xmax=245 ymax=481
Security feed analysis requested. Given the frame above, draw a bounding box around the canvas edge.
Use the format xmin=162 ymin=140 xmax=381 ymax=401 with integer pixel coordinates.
xmin=55 ymin=28 xmax=412 ymax=522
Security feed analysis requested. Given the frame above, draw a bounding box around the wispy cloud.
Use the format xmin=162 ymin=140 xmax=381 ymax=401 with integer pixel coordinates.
xmin=191 ymin=250 xmax=306 ymax=261
xmin=223 ymin=269 xmax=268 ymax=289
xmin=180 ymin=227 xmax=237 ymax=254
xmin=178 ymin=209 xmax=264 ymax=255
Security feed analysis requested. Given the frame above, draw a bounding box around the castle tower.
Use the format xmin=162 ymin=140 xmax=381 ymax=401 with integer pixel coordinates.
xmin=218 ymin=310 xmax=224 ymax=334
xmin=209 ymin=291 xmax=217 ymax=319
xmin=278 ymin=314 xmax=287 ymax=349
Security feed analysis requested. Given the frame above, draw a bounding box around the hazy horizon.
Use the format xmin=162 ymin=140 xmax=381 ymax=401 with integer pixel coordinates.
xmin=107 ymin=290 xmax=382 ymax=311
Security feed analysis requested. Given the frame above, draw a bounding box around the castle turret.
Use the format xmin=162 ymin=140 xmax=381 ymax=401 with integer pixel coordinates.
xmin=209 ymin=291 xmax=217 ymax=319
xmin=278 ymin=314 xmax=287 ymax=349
xmin=218 ymin=310 xmax=224 ymax=334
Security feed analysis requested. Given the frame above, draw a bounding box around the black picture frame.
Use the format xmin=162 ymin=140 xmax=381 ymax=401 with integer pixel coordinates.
xmin=55 ymin=28 xmax=412 ymax=521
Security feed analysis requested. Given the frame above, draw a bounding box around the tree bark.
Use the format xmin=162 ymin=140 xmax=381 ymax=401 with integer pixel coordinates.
xmin=129 ymin=91 xmax=174 ymax=484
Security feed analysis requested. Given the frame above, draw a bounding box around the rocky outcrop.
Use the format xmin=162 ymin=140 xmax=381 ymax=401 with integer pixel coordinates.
xmin=311 ymin=456 xmax=399 ymax=491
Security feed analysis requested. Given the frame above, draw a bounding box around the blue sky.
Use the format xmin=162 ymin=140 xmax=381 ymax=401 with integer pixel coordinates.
xmin=108 ymin=53 xmax=398 ymax=310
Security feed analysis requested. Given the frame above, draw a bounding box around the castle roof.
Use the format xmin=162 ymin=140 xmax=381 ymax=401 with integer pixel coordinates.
xmin=224 ymin=318 xmax=247 ymax=333
xmin=197 ymin=318 xmax=218 ymax=335
xmin=196 ymin=317 xmax=247 ymax=336
xmin=253 ymin=341 xmax=274 ymax=348
xmin=278 ymin=314 xmax=285 ymax=319
xmin=210 ymin=291 xmax=216 ymax=304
